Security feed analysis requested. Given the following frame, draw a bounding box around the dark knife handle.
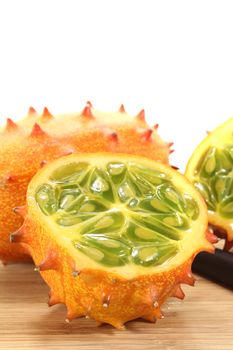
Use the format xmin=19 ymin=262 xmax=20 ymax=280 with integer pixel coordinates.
xmin=192 ymin=248 xmax=233 ymax=289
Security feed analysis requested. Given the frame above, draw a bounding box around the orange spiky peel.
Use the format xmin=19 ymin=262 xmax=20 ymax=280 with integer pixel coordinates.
xmin=12 ymin=153 xmax=214 ymax=328
xmin=185 ymin=117 xmax=233 ymax=251
xmin=0 ymin=103 xmax=171 ymax=262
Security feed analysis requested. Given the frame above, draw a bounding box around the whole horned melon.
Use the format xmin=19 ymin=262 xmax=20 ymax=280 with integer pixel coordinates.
xmin=11 ymin=153 xmax=215 ymax=328
xmin=0 ymin=103 xmax=171 ymax=262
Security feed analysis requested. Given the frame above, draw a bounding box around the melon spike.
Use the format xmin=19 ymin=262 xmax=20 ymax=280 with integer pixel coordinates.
xmin=205 ymin=228 xmax=218 ymax=245
xmin=30 ymin=123 xmax=47 ymax=137
xmin=6 ymin=118 xmax=18 ymax=131
xmin=136 ymin=109 xmax=146 ymax=122
xmin=102 ymin=290 xmax=111 ymax=308
xmin=82 ymin=103 xmax=93 ymax=118
xmin=48 ymin=289 xmax=61 ymax=307
xmin=171 ymin=165 xmax=179 ymax=170
xmin=169 ymin=149 xmax=175 ymax=154
xmin=143 ymin=307 xmax=163 ymax=322
xmin=66 ymin=307 xmax=82 ymax=321
xmin=60 ymin=148 xmax=75 ymax=156
xmin=182 ymin=268 xmax=196 ymax=286
xmin=86 ymin=100 xmax=93 ymax=108
xmin=171 ymin=284 xmax=185 ymax=299
xmin=114 ymin=322 xmax=126 ymax=330
xmin=153 ymin=123 xmax=159 ymax=130
xmin=40 ymin=160 xmax=48 ymax=168
xmin=13 ymin=205 xmax=27 ymax=218
xmin=168 ymin=142 xmax=174 ymax=148
xmin=152 ymin=306 xmax=164 ymax=320
xmin=42 ymin=107 xmax=53 ymax=120
xmin=108 ymin=132 xmax=118 ymax=143
xmin=142 ymin=314 xmax=157 ymax=323
xmin=6 ymin=175 xmax=18 ymax=183
xmin=149 ymin=285 xmax=159 ymax=308
xmin=10 ymin=225 xmax=27 ymax=243
xmin=141 ymin=284 xmax=159 ymax=310
xmin=36 ymin=249 xmax=60 ymax=271
xmin=67 ymin=256 xmax=79 ymax=274
xmin=28 ymin=106 xmax=37 ymax=115
xmin=72 ymin=270 xmax=81 ymax=277
xmin=119 ymin=104 xmax=126 ymax=113
xmin=106 ymin=318 xmax=125 ymax=330
xmin=85 ymin=302 xmax=93 ymax=319
xmin=141 ymin=128 xmax=153 ymax=141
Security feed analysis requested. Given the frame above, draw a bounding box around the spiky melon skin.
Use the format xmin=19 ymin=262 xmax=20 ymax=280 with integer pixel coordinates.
xmin=0 ymin=134 xmax=71 ymax=262
xmin=14 ymin=213 xmax=205 ymax=329
xmin=0 ymin=106 xmax=170 ymax=262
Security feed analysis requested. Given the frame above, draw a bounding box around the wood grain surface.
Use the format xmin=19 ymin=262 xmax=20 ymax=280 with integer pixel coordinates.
xmin=0 ymin=263 xmax=232 ymax=350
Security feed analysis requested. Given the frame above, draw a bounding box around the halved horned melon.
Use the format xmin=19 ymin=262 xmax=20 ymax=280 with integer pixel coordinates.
xmin=185 ymin=117 xmax=233 ymax=250
xmin=0 ymin=103 xmax=171 ymax=263
xmin=12 ymin=153 xmax=214 ymax=328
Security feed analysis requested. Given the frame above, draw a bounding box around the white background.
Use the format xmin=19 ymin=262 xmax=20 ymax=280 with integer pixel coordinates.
xmin=0 ymin=0 xmax=233 ymax=171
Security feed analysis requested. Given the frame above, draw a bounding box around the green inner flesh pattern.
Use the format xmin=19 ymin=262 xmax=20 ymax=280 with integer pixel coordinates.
xmin=193 ymin=145 xmax=233 ymax=218
xmin=35 ymin=160 xmax=199 ymax=267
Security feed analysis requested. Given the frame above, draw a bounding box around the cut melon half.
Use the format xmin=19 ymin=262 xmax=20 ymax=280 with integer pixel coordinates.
xmin=185 ymin=117 xmax=233 ymax=250
xmin=12 ymin=153 xmax=213 ymax=328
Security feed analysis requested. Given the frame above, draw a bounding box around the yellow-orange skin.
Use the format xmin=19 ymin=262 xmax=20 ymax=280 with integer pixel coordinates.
xmin=0 ymin=106 xmax=170 ymax=262
xmin=15 ymin=214 xmax=206 ymax=329
xmin=0 ymin=134 xmax=70 ymax=262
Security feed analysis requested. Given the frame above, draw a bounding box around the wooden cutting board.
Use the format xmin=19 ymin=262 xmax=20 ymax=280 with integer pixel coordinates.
xmin=0 ymin=263 xmax=232 ymax=350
